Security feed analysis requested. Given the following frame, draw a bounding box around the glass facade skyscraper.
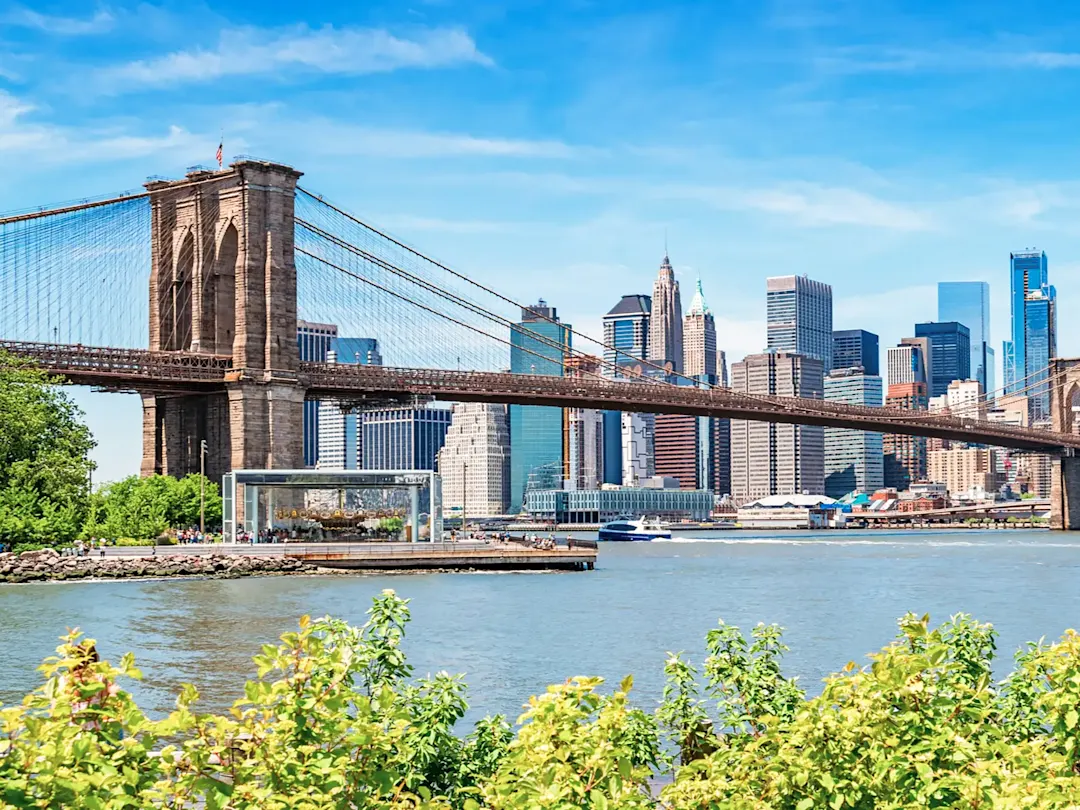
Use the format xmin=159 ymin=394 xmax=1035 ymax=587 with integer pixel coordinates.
xmin=297 ymin=320 xmax=338 ymax=467
xmin=914 ymin=321 xmax=971 ymax=398
xmin=1003 ymin=250 xmax=1056 ymax=423
xmin=766 ymin=276 xmax=833 ymax=367
xmin=362 ymin=406 xmax=451 ymax=470
xmin=316 ymin=337 xmax=383 ymax=471
xmin=824 ymin=369 xmax=884 ymax=498
xmin=602 ymin=294 xmax=651 ymax=376
xmin=509 ymin=300 xmax=570 ymax=513
xmin=831 ymin=329 xmax=879 ymax=375
xmin=938 ymin=281 xmax=992 ymax=397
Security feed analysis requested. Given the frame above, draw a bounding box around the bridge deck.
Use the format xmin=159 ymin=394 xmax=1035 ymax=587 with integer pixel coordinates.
xmin=2 ymin=341 xmax=1078 ymax=453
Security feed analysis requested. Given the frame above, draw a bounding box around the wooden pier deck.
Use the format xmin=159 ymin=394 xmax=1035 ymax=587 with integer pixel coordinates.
xmin=103 ymin=539 xmax=597 ymax=572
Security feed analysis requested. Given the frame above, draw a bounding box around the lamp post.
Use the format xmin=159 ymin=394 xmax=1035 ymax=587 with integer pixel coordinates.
xmin=199 ymin=439 xmax=208 ymax=535
xmin=461 ymin=460 xmax=468 ymax=539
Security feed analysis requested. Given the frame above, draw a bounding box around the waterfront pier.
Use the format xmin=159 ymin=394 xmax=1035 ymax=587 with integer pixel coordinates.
xmin=103 ymin=539 xmax=597 ymax=572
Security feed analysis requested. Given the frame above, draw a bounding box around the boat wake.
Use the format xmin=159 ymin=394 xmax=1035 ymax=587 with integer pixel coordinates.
xmin=649 ymin=535 xmax=1077 ymax=549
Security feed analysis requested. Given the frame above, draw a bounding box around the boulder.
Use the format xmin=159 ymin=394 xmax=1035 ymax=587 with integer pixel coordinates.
xmin=19 ymin=548 xmax=59 ymax=561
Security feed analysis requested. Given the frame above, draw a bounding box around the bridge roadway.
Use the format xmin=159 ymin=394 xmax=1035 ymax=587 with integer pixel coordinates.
xmin=5 ymin=340 xmax=1080 ymax=453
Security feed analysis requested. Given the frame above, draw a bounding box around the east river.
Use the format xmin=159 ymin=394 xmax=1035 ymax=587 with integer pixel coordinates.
xmin=2 ymin=529 xmax=1079 ymax=725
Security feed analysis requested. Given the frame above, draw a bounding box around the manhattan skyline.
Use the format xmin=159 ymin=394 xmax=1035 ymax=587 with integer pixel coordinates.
xmin=5 ymin=0 xmax=1080 ymax=481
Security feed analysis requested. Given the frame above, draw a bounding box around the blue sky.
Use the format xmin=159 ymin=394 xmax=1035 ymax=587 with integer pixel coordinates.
xmin=4 ymin=0 xmax=1080 ymax=481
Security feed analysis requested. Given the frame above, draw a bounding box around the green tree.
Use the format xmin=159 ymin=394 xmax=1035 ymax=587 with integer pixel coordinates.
xmin=0 ymin=353 xmax=94 ymax=548
xmin=86 ymin=473 xmax=223 ymax=540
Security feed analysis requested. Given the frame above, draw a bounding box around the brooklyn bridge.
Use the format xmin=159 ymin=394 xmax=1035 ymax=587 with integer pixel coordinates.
xmin=4 ymin=159 xmax=1080 ymax=527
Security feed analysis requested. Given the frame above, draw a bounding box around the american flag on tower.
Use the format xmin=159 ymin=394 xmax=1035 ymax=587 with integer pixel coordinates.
xmin=216 ymin=140 xmax=223 ymax=168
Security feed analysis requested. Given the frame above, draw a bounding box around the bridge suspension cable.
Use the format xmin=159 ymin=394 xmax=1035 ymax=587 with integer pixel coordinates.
xmin=296 ymin=188 xmax=715 ymax=390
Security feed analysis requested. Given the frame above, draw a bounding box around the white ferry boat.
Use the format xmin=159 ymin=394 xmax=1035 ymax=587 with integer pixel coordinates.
xmin=597 ymin=517 xmax=671 ymax=542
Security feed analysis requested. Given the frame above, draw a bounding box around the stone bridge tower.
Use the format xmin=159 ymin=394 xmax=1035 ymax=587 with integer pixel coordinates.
xmin=1049 ymin=357 xmax=1080 ymax=530
xmin=141 ymin=160 xmax=305 ymax=482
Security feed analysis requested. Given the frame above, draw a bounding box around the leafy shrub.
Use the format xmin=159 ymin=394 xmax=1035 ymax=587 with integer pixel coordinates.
xmin=4 ymin=596 xmax=1080 ymax=809
xmin=112 ymin=537 xmax=154 ymax=547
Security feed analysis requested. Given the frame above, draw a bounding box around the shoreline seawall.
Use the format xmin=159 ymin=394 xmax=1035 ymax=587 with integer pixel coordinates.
xmin=0 ymin=548 xmax=311 ymax=584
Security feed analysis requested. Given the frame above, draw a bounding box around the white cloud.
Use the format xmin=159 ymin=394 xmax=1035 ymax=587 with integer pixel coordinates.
xmin=3 ymin=6 xmax=114 ymax=35
xmin=377 ymin=214 xmax=522 ymax=234
xmin=95 ymin=24 xmax=492 ymax=91
xmin=0 ymin=90 xmax=211 ymax=166
xmin=661 ymin=182 xmax=932 ymax=231
xmin=303 ymin=125 xmax=581 ymax=159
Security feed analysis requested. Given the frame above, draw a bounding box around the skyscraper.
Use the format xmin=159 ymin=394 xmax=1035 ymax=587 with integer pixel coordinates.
xmin=832 ymin=329 xmax=879 ymax=375
xmin=883 ymin=383 xmax=928 ymax=489
xmin=437 ymin=403 xmax=510 ymax=517
xmin=938 ymin=281 xmax=992 ymax=397
xmin=509 ymin=300 xmax=570 ymax=512
xmin=297 ymin=320 xmax=338 ymax=466
xmin=889 ymin=338 xmax=931 ymax=388
xmin=602 ymin=294 xmax=651 ymax=376
xmin=1004 ymin=250 xmax=1056 ymax=422
xmin=647 ymin=255 xmax=683 ymax=372
xmin=824 ymin=368 xmax=884 ymax=498
xmin=621 ymin=412 xmax=654 ymax=487
xmin=683 ymin=279 xmax=717 ymax=378
xmin=766 ymin=276 xmax=833 ymax=367
xmin=730 ymin=352 xmax=825 ymax=501
xmin=563 ymin=355 xmax=604 ymax=491
xmin=653 ymin=277 xmax=729 ymax=494
xmin=362 ymin=406 xmax=451 ymax=470
xmin=316 ymin=337 xmax=383 ymax=471
xmin=914 ymin=321 xmax=971 ymax=398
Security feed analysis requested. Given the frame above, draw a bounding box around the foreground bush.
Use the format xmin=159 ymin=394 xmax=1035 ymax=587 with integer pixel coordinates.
xmin=2 ymin=593 xmax=1080 ymax=808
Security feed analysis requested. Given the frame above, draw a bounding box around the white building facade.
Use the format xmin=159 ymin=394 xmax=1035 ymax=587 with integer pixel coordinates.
xmin=621 ymin=411 xmax=655 ymax=487
xmin=437 ymin=402 xmax=511 ymax=517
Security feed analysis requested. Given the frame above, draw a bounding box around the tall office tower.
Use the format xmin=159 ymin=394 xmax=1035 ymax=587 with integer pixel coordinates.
xmin=823 ymin=368 xmax=884 ymax=498
xmin=315 ymin=337 xmax=383 ymax=470
xmin=938 ymin=281 xmax=992 ymax=397
xmin=832 ymin=329 xmax=879 ymax=375
xmin=327 ymin=337 xmax=382 ymax=366
xmin=654 ymin=277 xmax=729 ymax=493
xmin=766 ymin=276 xmax=833 ymax=368
xmin=602 ymin=410 xmax=623 ymax=484
xmin=509 ymin=300 xmax=570 ymax=512
xmin=888 ymin=340 xmax=930 ymax=388
xmin=730 ymin=352 xmax=825 ymax=501
xmin=883 ymin=382 xmax=929 ymax=489
xmin=563 ymin=355 xmax=604 ymax=491
xmin=362 ymin=405 xmax=452 ymax=470
xmin=437 ymin=403 xmax=510 ymax=517
xmin=297 ymin=320 xmax=338 ymax=466
xmin=653 ymin=411 xmax=729 ymax=494
xmin=914 ymin=322 xmax=971 ymax=398
xmin=1004 ymin=250 xmax=1056 ymax=421
xmin=647 ymin=255 xmax=683 ymax=373
xmin=683 ymin=279 xmax=718 ymax=378
xmin=621 ymin=412 xmax=654 ymax=486
xmin=718 ymin=350 xmax=729 ymax=386
xmin=602 ymin=294 xmax=651 ymax=376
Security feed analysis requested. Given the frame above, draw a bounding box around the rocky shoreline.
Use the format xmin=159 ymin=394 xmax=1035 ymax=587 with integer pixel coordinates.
xmin=0 ymin=548 xmax=312 ymax=584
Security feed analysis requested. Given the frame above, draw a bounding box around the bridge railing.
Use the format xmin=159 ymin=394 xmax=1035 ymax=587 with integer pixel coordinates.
xmin=0 ymin=341 xmax=232 ymax=382
xmin=301 ymin=362 xmax=1080 ymax=451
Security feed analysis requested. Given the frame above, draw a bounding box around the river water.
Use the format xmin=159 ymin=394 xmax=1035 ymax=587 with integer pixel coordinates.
xmin=1 ymin=529 xmax=1078 ymax=725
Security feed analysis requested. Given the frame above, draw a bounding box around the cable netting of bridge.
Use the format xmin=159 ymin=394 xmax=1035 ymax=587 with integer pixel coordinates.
xmin=295 ymin=191 xmax=530 ymax=373
xmin=0 ymin=196 xmax=150 ymax=349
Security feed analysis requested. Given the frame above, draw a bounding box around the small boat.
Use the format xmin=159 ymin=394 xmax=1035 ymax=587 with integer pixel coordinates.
xmin=597 ymin=517 xmax=671 ymax=542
